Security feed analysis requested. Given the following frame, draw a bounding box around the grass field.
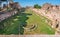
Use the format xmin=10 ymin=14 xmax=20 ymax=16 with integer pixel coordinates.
xmin=0 ymin=9 xmax=55 ymax=35
xmin=24 ymin=9 xmax=55 ymax=34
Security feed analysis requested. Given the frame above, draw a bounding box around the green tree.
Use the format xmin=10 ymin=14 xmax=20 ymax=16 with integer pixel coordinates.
xmin=34 ymin=4 xmax=41 ymax=9
xmin=0 ymin=1 xmax=2 ymax=11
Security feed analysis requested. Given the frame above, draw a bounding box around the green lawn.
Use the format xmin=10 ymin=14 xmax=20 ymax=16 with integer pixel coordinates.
xmin=0 ymin=11 xmax=29 ymax=34
xmin=24 ymin=9 xmax=55 ymax=34
xmin=0 ymin=9 xmax=55 ymax=35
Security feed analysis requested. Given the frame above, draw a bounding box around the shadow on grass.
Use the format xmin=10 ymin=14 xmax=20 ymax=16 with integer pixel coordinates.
xmin=18 ymin=8 xmax=32 ymax=34
xmin=0 ymin=8 xmax=32 ymax=35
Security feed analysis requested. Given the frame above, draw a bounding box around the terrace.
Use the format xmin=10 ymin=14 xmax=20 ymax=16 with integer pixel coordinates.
xmin=0 ymin=10 xmax=18 ymax=22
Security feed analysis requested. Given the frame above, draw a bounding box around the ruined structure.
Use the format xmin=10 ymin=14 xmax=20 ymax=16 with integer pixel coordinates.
xmin=0 ymin=1 xmax=21 ymax=30
xmin=41 ymin=3 xmax=60 ymax=34
xmin=8 ymin=2 xmax=21 ymax=10
xmin=32 ymin=3 xmax=60 ymax=34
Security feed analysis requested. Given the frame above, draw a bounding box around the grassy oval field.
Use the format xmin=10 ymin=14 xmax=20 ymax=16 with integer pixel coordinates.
xmin=0 ymin=9 xmax=55 ymax=35
xmin=24 ymin=9 xmax=55 ymax=34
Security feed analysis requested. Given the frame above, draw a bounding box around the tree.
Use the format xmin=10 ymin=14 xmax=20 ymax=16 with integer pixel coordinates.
xmin=34 ymin=4 xmax=41 ymax=9
xmin=0 ymin=1 xmax=2 ymax=11
xmin=1 ymin=0 xmax=7 ymax=1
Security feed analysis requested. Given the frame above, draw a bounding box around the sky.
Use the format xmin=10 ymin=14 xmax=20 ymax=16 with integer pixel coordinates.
xmin=2 ymin=0 xmax=60 ymax=7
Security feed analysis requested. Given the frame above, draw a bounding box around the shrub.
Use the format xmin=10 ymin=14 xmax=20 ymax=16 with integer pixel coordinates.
xmin=34 ymin=4 xmax=41 ymax=9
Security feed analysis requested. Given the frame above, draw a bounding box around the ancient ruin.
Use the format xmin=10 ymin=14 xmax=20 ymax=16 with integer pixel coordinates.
xmin=32 ymin=3 xmax=60 ymax=34
xmin=0 ymin=0 xmax=60 ymax=35
xmin=0 ymin=0 xmax=21 ymax=30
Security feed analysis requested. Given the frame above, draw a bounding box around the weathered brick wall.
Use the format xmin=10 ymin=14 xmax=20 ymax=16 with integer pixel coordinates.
xmin=32 ymin=3 xmax=60 ymax=34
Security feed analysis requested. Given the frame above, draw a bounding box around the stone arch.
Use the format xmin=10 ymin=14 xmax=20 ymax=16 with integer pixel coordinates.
xmin=56 ymin=23 xmax=59 ymax=28
xmin=55 ymin=19 xmax=59 ymax=28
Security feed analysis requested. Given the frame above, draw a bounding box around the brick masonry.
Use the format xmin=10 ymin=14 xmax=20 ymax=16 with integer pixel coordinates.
xmin=32 ymin=3 xmax=60 ymax=34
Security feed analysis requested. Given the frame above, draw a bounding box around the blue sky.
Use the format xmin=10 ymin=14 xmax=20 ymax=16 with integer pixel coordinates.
xmin=3 ymin=0 xmax=60 ymax=7
xmin=14 ymin=0 xmax=60 ymax=7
